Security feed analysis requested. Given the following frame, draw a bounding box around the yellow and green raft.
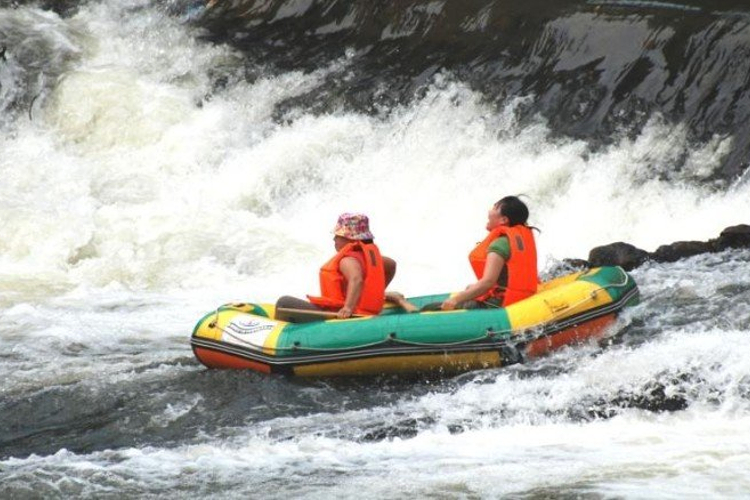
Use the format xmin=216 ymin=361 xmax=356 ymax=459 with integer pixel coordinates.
xmin=190 ymin=266 xmax=639 ymax=377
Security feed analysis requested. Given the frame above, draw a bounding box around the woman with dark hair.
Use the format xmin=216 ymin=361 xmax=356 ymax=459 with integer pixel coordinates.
xmin=426 ymin=196 xmax=539 ymax=311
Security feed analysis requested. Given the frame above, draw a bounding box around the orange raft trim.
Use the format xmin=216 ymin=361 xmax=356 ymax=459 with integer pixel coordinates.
xmin=190 ymin=266 xmax=640 ymax=377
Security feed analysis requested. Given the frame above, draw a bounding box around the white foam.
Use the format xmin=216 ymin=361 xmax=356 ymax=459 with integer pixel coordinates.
xmin=2 ymin=0 xmax=749 ymax=301
xmin=3 ymin=406 xmax=749 ymax=498
xmin=2 ymin=2 xmax=749 ymax=498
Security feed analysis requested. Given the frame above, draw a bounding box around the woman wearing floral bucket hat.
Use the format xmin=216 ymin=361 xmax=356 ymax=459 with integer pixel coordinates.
xmin=275 ymin=213 xmax=414 ymax=319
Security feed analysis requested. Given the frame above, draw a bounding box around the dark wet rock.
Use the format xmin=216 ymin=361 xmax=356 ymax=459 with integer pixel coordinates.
xmin=196 ymin=0 xmax=750 ymax=186
xmin=652 ymin=241 xmax=714 ymax=263
xmin=582 ymin=377 xmax=691 ymax=420
xmin=588 ymin=242 xmax=649 ymax=271
xmin=714 ymin=224 xmax=750 ymax=250
xmin=581 ymin=224 xmax=750 ymax=269
xmin=358 ymin=417 xmax=431 ymax=442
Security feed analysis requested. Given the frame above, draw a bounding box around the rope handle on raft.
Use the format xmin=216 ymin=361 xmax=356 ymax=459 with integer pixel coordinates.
xmin=207 ymin=267 xmax=636 ymax=352
xmin=209 ymin=285 xmax=630 ymax=353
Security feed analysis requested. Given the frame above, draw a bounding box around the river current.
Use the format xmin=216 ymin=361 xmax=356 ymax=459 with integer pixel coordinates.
xmin=1 ymin=1 xmax=749 ymax=498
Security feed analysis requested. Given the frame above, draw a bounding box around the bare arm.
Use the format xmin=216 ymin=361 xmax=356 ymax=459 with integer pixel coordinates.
xmin=382 ymin=256 xmax=397 ymax=287
xmin=381 ymin=255 xmax=420 ymax=312
xmin=441 ymin=252 xmax=504 ymax=310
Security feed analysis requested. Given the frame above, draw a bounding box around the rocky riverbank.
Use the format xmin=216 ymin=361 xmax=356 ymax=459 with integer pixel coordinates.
xmin=572 ymin=224 xmax=750 ymax=270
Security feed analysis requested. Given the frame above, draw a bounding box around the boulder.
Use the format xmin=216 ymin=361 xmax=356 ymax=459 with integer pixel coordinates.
xmin=588 ymin=242 xmax=649 ymax=271
xmin=569 ymin=223 xmax=749 ymax=271
xmin=714 ymin=224 xmax=750 ymax=250
xmin=651 ymin=241 xmax=714 ymax=263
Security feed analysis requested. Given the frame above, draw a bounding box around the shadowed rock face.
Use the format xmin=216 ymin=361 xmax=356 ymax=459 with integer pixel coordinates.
xmin=5 ymin=1 xmax=749 ymax=182
xmin=190 ymin=1 xmax=750 ymax=269
xmin=586 ymin=224 xmax=750 ymax=270
xmin=652 ymin=241 xmax=714 ymax=263
xmin=196 ymin=0 xmax=750 ymax=185
xmin=589 ymin=242 xmax=651 ymax=270
xmin=716 ymin=224 xmax=750 ymax=250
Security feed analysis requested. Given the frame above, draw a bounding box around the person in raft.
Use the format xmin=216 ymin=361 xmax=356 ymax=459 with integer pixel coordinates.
xmin=275 ymin=213 xmax=412 ymax=319
xmin=423 ymin=196 xmax=539 ymax=311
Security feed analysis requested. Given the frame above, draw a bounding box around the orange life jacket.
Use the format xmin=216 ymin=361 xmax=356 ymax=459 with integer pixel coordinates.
xmin=307 ymin=242 xmax=386 ymax=315
xmin=468 ymin=224 xmax=538 ymax=306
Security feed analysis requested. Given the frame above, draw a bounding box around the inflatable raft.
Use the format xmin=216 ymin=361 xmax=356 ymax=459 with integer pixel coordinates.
xmin=190 ymin=266 xmax=639 ymax=377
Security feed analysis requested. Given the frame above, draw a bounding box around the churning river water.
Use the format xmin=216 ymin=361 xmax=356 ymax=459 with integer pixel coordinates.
xmin=2 ymin=1 xmax=750 ymax=498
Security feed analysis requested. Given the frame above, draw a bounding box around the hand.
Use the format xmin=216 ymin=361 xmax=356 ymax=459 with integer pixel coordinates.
xmin=337 ymin=306 xmax=353 ymax=319
xmin=441 ymin=298 xmax=458 ymax=310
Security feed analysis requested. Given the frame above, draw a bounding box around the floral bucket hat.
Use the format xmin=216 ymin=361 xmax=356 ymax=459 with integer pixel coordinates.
xmin=333 ymin=213 xmax=374 ymax=240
